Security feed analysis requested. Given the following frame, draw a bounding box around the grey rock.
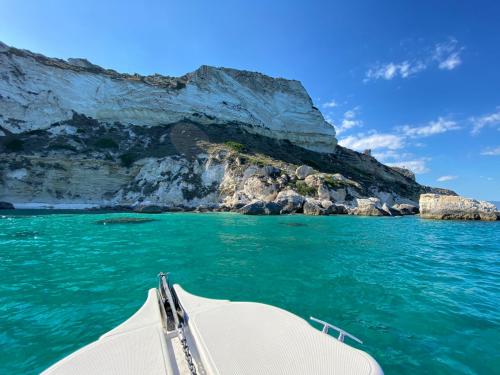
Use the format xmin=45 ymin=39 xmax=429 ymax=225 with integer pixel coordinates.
xmin=303 ymin=200 xmax=326 ymax=215
xmin=392 ymin=203 xmax=419 ymax=215
xmin=382 ymin=203 xmax=401 ymax=216
xmin=133 ymin=205 xmax=164 ymax=213
xmin=390 ymin=166 xmax=415 ymax=181
xmin=333 ymin=204 xmax=348 ymax=214
xmin=258 ymin=166 xmax=280 ymax=178
xmin=295 ymin=165 xmax=314 ymax=180
xmin=353 ymin=198 xmax=388 ymax=216
xmin=239 ymin=201 xmax=282 ymax=215
xmin=0 ymin=201 xmax=14 ymax=209
xmin=275 ymin=190 xmax=305 ymax=214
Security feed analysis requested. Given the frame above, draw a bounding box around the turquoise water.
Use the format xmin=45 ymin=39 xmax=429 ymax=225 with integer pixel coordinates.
xmin=0 ymin=211 xmax=499 ymax=374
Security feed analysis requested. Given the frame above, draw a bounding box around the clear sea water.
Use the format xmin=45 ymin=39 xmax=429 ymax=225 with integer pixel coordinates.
xmin=0 ymin=211 xmax=499 ymax=374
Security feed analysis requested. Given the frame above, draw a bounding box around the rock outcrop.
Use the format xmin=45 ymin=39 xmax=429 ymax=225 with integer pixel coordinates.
xmin=351 ymin=198 xmax=388 ymax=217
xmin=0 ymin=42 xmax=455 ymax=216
xmin=419 ymin=194 xmax=499 ymax=221
xmin=0 ymin=201 xmax=14 ymax=209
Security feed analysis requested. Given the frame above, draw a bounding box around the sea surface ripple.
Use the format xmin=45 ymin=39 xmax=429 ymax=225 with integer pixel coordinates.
xmin=0 ymin=211 xmax=499 ymax=374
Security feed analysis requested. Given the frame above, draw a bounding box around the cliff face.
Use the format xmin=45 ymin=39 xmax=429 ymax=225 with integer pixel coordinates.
xmin=0 ymin=42 xmax=336 ymax=153
xmin=0 ymin=42 xmax=450 ymax=214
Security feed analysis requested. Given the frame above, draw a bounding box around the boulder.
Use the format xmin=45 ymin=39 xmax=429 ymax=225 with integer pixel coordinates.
xmin=304 ymin=174 xmax=322 ymax=188
xmin=330 ymin=188 xmax=347 ymax=203
xmin=258 ymin=166 xmax=280 ymax=178
xmin=333 ymin=204 xmax=348 ymax=214
xmin=392 ymin=203 xmax=419 ymax=215
xmin=419 ymin=194 xmax=499 ymax=221
xmin=0 ymin=201 xmax=14 ymax=209
xmin=303 ymin=199 xmax=326 ymax=216
xmin=317 ymin=184 xmax=330 ymax=200
xmin=320 ymin=200 xmax=334 ymax=210
xmin=239 ymin=201 xmax=282 ymax=215
xmin=381 ymin=203 xmax=401 ymax=216
xmin=275 ymin=190 xmax=305 ymax=214
xmin=352 ymin=198 xmax=388 ymax=216
xmin=243 ymin=176 xmax=278 ymax=201
xmin=295 ymin=165 xmax=314 ymax=180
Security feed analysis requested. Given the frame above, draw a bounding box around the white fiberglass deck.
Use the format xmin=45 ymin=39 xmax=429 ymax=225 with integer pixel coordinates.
xmin=174 ymin=285 xmax=383 ymax=375
xmin=42 ymin=289 xmax=176 ymax=375
xmin=43 ymin=285 xmax=383 ymax=375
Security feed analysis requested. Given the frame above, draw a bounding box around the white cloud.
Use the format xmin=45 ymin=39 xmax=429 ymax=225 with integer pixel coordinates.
xmin=372 ymin=150 xmax=412 ymax=162
xmin=365 ymin=61 xmax=426 ymax=82
xmin=386 ymin=159 xmax=430 ymax=174
xmin=339 ymin=132 xmax=404 ymax=151
xmin=334 ymin=107 xmax=363 ymax=135
xmin=481 ymin=146 xmax=500 ymax=156
xmin=322 ymin=99 xmax=338 ymax=109
xmin=470 ymin=108 xmax=500 ymax=134
xmin=400 ymin=117 xmax=459 ymax=138
xmin=437 ymin=175 xmax=458 ymax=182
xmin=433 ymin=38 xmax=463 ymax=70
xmin=365 ymin=38 xmax=463 ymax=82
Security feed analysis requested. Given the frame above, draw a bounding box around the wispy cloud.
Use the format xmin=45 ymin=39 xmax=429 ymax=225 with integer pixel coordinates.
xmin=481 ymin=146 xmax=500 ymax=156
xmin=339 ymin=132 xmax=404 ymax=151
xmin=334 ymin=107 xmax=363 ymax=135
xmin=385 ymin=159 xmax=430 ymax=174
xmin=433 ymin=38 xmax=463 ymax=70
xmin=338 ymin=115 xmax=461 ymax=175
xmin=364 ymin=38 xmax=463 ymax=82
xmin=400 ymin=117 xmax=459 ymax=138
xmin=470 ymin=108 xmax=500 ymax=134
xmin=322 ymin=99 xmax=338 ymax=109
xmin=437 ymin=175 xmax=458 ymax=182
xmin=365 ymin=61 xmax=426 ymax=82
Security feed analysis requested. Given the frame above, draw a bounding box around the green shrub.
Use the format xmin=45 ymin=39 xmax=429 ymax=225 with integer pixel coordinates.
xmin=295 ymin=181 xmax=316 ymax=196
xmin=4 ymin=138 xmax=24 ymax=152
xmin=94 ymin=138 xmax=119 ymax=149
xmin=119 ymin=152 xmax=136 ymax=167
xmin=324 ymin=176 xmax=340 ymax=188
xmin=224 ymin=141 xmax=246 ymax=153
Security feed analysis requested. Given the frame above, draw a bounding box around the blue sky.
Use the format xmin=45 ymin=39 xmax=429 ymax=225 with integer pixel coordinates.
xmin=1 ymin=0 xmax=499 ymax=200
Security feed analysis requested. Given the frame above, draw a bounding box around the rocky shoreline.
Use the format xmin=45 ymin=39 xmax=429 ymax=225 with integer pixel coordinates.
xmin=1 ymin=42 xmax=497 ymax=221
xmin=2 ymin=190 xmax=498 ymax=221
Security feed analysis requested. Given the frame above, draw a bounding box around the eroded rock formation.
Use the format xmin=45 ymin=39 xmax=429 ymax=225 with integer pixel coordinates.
xmin=420 ymin=194 xmax=499 ymax=221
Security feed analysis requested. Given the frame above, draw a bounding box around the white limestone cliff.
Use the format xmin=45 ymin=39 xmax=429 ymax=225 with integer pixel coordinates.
xmin=0 ymin=41 xmax=336 ymax=153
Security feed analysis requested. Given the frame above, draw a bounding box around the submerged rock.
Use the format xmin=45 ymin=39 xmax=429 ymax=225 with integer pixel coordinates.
xmin=279 ymin=222 xmax=308 ymax=227
xmin=419 ymin=194 xmax=499 ymax=221
xmin=96 ymin=217 xmax=157 ymax=225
